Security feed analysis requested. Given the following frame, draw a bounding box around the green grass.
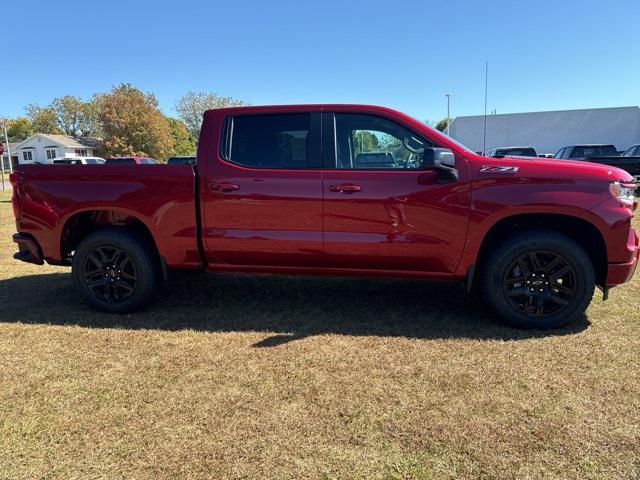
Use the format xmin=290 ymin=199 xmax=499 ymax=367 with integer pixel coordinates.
xmin=0 ymin=189 xmax=639 ymax=479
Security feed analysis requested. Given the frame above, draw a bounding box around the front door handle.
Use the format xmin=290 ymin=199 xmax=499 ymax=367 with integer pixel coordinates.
xmin=329 ymin=184 xmax=362 ymax=193
xmin=209 ymin=182 xmax=240 ymax=193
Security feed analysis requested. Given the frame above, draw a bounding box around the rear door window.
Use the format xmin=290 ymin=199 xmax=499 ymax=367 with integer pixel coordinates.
xmin=225 ymin=113 xmax=319 ymax=169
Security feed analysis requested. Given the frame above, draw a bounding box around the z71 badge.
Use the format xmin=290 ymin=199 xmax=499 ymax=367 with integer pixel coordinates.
xmin=480 ymin=165 xmax=519 ymax=173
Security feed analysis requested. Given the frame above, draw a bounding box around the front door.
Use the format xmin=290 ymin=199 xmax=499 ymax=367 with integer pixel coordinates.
xmin=322 ymin=112 xmax=471 ymax=273
xmin=201 ymin=110 xmax=324 ymax=268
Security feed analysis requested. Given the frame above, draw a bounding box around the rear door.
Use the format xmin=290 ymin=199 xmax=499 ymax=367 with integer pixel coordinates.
xmin=201 ymin=109 xmax=323 ymax=267
xmin=321 ymin=111 xmax=471 ymax=273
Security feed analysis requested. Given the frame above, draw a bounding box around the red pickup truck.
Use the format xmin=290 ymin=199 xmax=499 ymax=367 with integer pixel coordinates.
xmin=10 ymin=105 xmax=639 ymax=329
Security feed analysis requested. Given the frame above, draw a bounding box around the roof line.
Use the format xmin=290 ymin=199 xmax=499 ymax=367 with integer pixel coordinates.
xmin=453 ymin=105 xmax=640 ymax=120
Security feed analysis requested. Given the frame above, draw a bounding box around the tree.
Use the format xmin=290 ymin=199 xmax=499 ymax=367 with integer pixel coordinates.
xmin=352 ymin=130 xmax=379 ymax=155
xmin=167 ymin=118 xmax=196 ymax=157
xmin=50 ymin=95 xmax=100 ymax=137
xmin=435 ymin=118 xmax=450 ymax=132
xmin=50 ymin=96 xmax=84 ymax=136
xmin=97 ymin=84 xmax=174 ymax=161
xmin=176 ymin=91 xmax=247 ymax=139
xmin=25 ymin=105 xmax=62 ymax=134
xmin=5 ymin=117 xmax=34 ymax=141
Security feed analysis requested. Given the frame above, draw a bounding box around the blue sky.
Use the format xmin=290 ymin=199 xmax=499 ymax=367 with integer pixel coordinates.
xmin=3 ymin=0 xmax=639 ymax=123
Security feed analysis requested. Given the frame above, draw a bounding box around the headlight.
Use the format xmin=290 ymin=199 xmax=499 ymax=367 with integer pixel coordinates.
xmin=610 ymin=181 xmax=636 ymax=206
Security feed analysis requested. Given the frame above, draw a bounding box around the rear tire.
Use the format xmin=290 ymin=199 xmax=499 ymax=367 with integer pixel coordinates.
xmin=72 ymin=227 xmax=160 ymax=313
xmin=482 ymin=230 xmax=595 ymax=329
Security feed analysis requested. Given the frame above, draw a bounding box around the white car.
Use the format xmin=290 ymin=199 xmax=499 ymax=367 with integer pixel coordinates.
xmin=51 ymin=156 xmax=106 ymax=165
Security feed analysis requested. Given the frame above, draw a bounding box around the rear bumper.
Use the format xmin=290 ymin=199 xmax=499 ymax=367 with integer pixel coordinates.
xmin=606 ymin=227 xmax=639 ymax=286
xmin=12 ymin=233 xmax=44 ymax=265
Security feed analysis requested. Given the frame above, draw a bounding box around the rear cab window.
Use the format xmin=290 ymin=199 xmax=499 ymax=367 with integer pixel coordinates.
xmin=221 ymin=113 xmax=320 ymax=169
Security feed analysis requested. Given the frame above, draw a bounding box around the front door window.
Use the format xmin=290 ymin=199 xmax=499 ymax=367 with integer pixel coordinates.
xmin=333 ymin=114 xmax=430 ymax=170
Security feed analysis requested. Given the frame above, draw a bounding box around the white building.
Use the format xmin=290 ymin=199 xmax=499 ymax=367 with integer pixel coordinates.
xmin=448 ymin=106 xmax=640 ymax=155
xmin=13 ymin=134 xmax=102 ymax=164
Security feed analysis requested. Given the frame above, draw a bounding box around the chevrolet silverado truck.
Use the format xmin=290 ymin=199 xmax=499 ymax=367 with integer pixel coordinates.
xmin=10 ymin=105 xmax=639 ymax=329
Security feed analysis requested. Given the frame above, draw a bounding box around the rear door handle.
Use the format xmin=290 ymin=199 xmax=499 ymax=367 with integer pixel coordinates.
xmin=329 ymin=184 xmax=362 ymax=193
xmin=209 ymin=182 xmax=240 ymax=193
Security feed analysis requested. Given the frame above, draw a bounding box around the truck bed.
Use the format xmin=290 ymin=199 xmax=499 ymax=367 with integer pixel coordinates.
xmin=13 ymin=164 xmax=201 ymax=268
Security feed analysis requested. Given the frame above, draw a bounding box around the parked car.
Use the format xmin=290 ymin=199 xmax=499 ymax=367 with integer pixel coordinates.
xmin=167 ymin=156 xmax=196 ymax=165
xmin=487 ymin=146 xmax=538 ymax=158
xmin=52 ymin=156 xmax=106 ymax=165
xmin=622 ymin=144 xmax=640 ymax=157
xmin=9 ymin=104 xmax=638 ymax=329
xmin=555 ymin=144 xmax=640 ymax=185
xmin=106 ymin=157 xmax=158 ymax=165
xmin=554 ymin=144 xmax=619 ymax=160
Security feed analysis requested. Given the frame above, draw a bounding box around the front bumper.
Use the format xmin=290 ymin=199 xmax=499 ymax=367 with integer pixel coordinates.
xmin=606 ymin=227 xmax=639 ymax=286
xmin=12 ymin=233 xmax=44 ymax=265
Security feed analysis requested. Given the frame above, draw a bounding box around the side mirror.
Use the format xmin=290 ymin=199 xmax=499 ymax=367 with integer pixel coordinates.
xmin=421 ymin=147 xmax=458 ymax=183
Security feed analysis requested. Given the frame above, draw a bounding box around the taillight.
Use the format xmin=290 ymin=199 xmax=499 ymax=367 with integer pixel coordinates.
xmin=9 ymin=171 xmax=23 ymax=187
xmin=9 ymin=171 xmax=23 ymax=220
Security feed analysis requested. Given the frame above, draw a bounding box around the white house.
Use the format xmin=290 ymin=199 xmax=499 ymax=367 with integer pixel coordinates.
xmin=13 ymin=134 xmax=102 ymax=164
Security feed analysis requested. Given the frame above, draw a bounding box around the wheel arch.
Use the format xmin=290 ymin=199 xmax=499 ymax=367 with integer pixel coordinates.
xmin=473 ymin=213 xmax=608 ymax=288
xmin=59 ymin=209 xmax=160 ymax=265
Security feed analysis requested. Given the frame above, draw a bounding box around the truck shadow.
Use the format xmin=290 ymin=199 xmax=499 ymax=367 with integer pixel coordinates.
xmin=0 ymin=271 xmax=590 ymax=346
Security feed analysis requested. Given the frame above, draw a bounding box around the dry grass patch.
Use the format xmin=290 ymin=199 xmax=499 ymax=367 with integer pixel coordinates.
xmin=0 ymin=190 xmax=638 ymax=479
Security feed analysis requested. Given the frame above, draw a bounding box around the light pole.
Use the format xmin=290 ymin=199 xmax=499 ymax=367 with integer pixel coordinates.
xmin=445 ymin=93 xmax=452 ymax=136
xmin=2 ymin=117 xmax=13 ymax=174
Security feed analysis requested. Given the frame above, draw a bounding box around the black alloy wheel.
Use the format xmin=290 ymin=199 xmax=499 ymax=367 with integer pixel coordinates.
xmin=83 ymin=245 xmax=138 ymax=303
xmin=482 ymin=230 xmax=595 ymax=329
xmin=72 ymin=228 xmax=159 ymax=313
xmin=503 ymin=250 xmax=577 ymax=317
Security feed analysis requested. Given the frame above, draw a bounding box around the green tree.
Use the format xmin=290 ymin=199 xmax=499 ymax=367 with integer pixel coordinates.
xmin=167 ymin=117 xmax=196 ymax=157
xmin=25 ymin=105 xmax=62 ymax=134
xmin=352 ymin=130 xmax=379 ymax=155
xmin=50 ymin=95 xmax=100 ymax=137
xmin=97 ymin=84 xmax=174 ymax=161
xmin=176 ymin=91 xmax=247 ymax=140
xmin=5 ymin=117 xmax=34 ymax=141
xmin=435 ymin=118 xmax=450 ymax=132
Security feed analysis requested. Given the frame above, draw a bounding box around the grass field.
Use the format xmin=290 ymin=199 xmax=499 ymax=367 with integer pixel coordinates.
xmin=0 ymin=189 xmax=638 ymax=479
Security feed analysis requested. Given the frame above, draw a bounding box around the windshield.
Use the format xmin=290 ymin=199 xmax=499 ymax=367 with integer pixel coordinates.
xmin=404 ymin=112 xmax=476 ymax=154
xmin=429 ymin=126 xmax=476 ymax=154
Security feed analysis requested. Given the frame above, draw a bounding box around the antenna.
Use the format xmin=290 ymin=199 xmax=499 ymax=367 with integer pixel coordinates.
xmin=483 ymin=61 xmax=488 ymax=155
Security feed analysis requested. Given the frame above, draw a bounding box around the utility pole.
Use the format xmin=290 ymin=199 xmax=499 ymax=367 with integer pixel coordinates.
xmin=483 ymin=61 xmax=489 ymax=155
xmin=445 ymin=93 xmax=452 ymax=136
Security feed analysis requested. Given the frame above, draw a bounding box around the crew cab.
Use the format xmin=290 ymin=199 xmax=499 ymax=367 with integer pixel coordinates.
xmin=10 ymin=105 xmax=639 ymax=329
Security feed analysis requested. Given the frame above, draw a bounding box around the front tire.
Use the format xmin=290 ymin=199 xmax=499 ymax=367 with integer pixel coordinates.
xmin=72 ymin=228 xmax=160 ymax=313
xmin=482 ymin=230 xmax=595 ymax=329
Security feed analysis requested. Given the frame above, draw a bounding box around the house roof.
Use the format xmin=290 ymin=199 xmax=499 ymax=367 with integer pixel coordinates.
xmin=39 ymin=134 xmax=102 ymax=149
xmin=13 ymin=134 xmax=102 ymax=150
